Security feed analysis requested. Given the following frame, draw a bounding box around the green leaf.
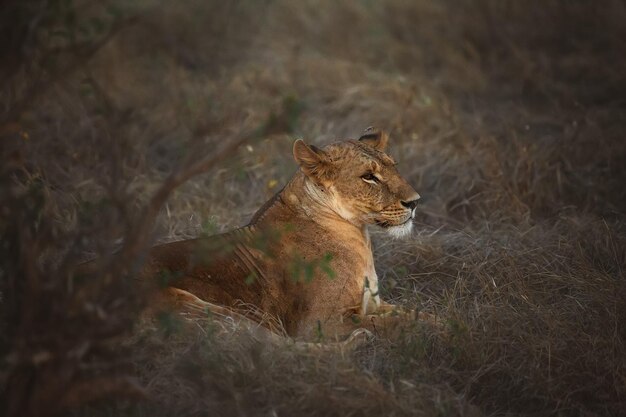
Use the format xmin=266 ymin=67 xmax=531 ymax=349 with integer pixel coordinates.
xmin=320 ymin=252 xmax=335 ymax=279
xmin=156 ymin=310 xmax=182 ymax=337
xmin=157 ymin=268 xmax=182 ymax=287
xmin=90 ymin=16 xmax=105 ymax=34
xmin=304 ymin=263 xmax=315 ymax=283
xmin=244 ymin=273 xmax=256 ymax=285
xmin=315 ymin=320 xmax=324 ymax=342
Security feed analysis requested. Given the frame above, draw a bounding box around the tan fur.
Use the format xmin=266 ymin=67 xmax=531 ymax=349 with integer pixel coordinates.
xmin=143 ymin=128 xmax=422 ymax=339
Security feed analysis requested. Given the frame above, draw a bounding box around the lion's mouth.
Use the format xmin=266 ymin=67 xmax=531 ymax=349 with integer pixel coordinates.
xmin=375 ymin=213 xmax=413 ymax=228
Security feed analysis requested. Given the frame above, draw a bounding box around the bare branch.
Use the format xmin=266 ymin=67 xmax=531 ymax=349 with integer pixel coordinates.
xmin=115 ymin=125 xmax=263 ymax=269
xmin=1 ymin=14 xmax=139 ymax=127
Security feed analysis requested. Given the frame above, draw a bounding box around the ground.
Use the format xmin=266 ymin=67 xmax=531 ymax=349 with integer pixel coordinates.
xmin=1 ymin=1 xmax=625 ymax=416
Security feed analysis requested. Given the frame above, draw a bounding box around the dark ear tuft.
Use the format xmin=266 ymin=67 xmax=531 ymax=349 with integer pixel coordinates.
xmin=293 ymin=139 xmax=333 ymax=181
xmin=359 ymin=126 xmax=389 ymax=152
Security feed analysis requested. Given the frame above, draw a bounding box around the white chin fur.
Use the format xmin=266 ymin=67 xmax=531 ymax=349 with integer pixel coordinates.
xmin=386 ymin=221 xmax=413 ymax=239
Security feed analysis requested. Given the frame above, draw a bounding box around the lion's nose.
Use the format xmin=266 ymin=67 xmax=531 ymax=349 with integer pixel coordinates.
xmin=401 ymin=198 xmax=419 ymax=210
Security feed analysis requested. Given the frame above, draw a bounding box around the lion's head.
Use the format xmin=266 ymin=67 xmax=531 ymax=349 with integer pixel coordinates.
xmin=293 ymin=127 xmax=420 ymax=238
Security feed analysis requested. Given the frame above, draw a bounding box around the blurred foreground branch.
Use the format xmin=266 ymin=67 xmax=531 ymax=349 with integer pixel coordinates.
xmin=116 ymin=124 xmax=267 ymax=271
xmin=0 ymin=6 xmax=269 ymax=407
xmin=0 ymin=117 xmax=264 ymax=416
xmin=0 ymin=0 xmax=140 ymax=130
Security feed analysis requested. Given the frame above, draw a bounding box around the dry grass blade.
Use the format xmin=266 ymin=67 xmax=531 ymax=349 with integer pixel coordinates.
xmin=2 ymin=1 xmax=626 ymax=416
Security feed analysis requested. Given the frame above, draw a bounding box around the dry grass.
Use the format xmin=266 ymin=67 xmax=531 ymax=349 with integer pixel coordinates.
xmin=2 ymin=0 xmax=626 ymax=416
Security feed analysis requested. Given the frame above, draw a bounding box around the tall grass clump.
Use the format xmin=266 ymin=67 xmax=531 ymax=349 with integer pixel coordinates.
xmin=1 ymin=1 xmax=625 ymax=416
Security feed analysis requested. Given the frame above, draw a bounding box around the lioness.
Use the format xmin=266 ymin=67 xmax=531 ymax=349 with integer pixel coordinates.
xmin=144 ymin=128 xmax=421 ymax=340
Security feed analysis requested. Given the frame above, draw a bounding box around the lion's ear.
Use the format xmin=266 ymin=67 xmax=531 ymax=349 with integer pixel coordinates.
xmin=359 ymin=126 xmax=389 ymax=152
xmin=293 ymin=139 xmax=333 ymax=182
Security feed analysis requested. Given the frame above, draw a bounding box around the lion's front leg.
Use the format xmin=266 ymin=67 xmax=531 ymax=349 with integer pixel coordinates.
xmin=342 ymin=299 xmax=441 ymax=339
xmin=373 ymin=301 xmax=441 ymax=325
xmin=363 ymin=306 xmax=441 ymax=339
xmin=371 ymin=300 xmax=413 ymax=316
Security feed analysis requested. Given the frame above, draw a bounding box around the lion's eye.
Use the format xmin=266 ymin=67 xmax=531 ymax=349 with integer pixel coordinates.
xmin=361 ymin=173 xmax=379 ymax=184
